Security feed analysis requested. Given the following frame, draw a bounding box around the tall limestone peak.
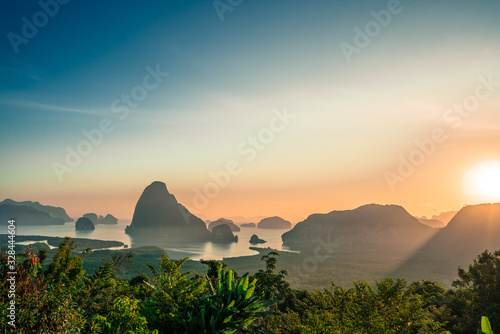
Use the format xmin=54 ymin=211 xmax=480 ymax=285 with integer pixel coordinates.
xmin=125 ymin=181 xmax=210 ymax=240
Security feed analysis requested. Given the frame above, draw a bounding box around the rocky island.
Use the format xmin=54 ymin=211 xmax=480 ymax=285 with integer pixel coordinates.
xmin=249 ymin=234 xmax=266 ymax=244
xmin=75 ymin=217 xmax=95 ymax=231
xmin=210 ymin=224 xmax=238 ymax=243
xmin=125 ymin=181 xmax=210 ymax=241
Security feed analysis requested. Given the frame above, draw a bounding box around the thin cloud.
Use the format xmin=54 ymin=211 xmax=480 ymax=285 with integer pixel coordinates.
xmin=0 ymin=99 xmax=106 ymax=116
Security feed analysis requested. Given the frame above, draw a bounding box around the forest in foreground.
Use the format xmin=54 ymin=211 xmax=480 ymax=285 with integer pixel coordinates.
xmin=1 ymin=237 xmax=500 ymax=333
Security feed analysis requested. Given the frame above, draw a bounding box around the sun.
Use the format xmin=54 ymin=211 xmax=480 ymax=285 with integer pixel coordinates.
xmin=463 ymin=161 xmax=500 ymax=203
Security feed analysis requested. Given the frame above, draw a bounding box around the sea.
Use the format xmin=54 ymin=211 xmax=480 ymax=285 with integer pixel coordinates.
xmin=12 ymin=220 xmax=294 ymax=260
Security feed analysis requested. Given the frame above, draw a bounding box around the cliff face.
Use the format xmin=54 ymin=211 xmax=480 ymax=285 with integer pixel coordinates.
xmin=125 ymin=181 xmax=210 ymax=240
xmin=282 ymin=204 xmax=436 ymax=250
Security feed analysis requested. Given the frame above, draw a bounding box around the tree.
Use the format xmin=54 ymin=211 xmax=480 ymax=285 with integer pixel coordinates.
xmin=91 ymin=296 xmax=158 ymax=334
xmin=452 ymin=250 xmax=500 ymax=332
xmin=44 ymin=237 xmax=86 ymax=287
xmin=143 ymin=255 xmax=206 ymax=333
xmin=0 ymin=245 xmax=85 ymax=333
xmin=253 ymin=251 xmax=290 ymax=301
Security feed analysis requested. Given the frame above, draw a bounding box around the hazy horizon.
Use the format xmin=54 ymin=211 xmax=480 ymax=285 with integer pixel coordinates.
xmin=2 ymin=0 xmax=500 ymax=223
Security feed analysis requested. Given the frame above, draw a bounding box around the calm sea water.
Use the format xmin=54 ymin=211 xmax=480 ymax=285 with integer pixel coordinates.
xmin=13 ymin=221 xmax=293 ymax=260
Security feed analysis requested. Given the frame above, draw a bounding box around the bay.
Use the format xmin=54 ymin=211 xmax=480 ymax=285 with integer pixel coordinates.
xmin=12 ymin=221 xmax=293 ymax=260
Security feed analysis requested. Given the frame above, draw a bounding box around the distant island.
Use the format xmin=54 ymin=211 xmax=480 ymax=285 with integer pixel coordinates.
xmin=258 ymin=216 xmax=292 ymax=229
xmin=208 ymin=218 xmax=240 ymax=232
xmin=282 ymin=204 xmax=436 ymax=250
xmin=0 ymin=204 xmax=66 ymax=225
xmin=83 ymin=213 xmax=118 ymax=225
xmin=0 ymin=198 xmax=73 ymax=222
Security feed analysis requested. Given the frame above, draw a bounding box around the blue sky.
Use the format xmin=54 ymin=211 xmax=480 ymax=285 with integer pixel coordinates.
xmin=1 ymin=0 xmax=500 ymax=221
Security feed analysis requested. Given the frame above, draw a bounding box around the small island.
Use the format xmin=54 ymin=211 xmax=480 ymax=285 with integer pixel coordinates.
xmin=75 ymin=217 xmax=95 ymax=231
xmin=240 ymin=223 xmax=256 ymax=228
xmin=249 ymin=234 xmax=266 ymax=244
xmin=211 ymin=224 xmax=238 ymax=243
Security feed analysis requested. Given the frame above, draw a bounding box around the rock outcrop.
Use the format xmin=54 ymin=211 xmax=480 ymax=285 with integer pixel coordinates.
xmin=208 ymin=218 xmax=240 ymax=232
xmin=125 ymin=181 xmax=210 ymax=240
xmin=75 ymin=217 xmax=95 ymax=231
xmin=249 ymin=234 xmax=266 ymax=244
xmin=211 ymin=224 xmax=238 ymax=243
xmin=258 ymin=216 xmax=291 ymax=229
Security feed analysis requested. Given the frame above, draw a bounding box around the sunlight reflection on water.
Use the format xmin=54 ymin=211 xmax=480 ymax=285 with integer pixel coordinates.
xmin=13 ymin=221 xmax=293 ymax=260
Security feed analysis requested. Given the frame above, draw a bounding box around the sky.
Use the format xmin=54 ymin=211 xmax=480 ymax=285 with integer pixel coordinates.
xmin=1 ymin=0 xmax=500 ymax=223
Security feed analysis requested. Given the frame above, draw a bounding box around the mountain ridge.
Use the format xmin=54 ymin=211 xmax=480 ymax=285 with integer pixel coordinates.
xmin=0 ymin=198 xmax=73 ymax=222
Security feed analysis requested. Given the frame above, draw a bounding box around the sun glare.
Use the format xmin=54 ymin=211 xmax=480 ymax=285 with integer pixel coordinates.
xmin=463 ymin=161 xmax=500 ymax=203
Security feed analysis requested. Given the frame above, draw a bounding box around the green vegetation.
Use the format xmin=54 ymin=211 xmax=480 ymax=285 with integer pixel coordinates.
xmin=1 ymin=238 xmax=499 ymax=333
